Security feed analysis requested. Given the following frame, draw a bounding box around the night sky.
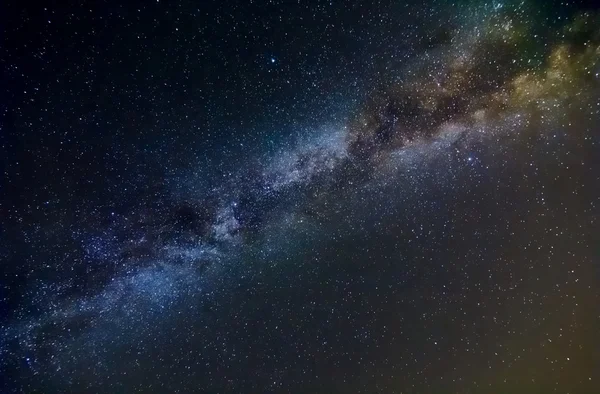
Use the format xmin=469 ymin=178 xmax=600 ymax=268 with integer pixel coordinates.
xmin=1 ymin=0 xmax=600 ymax=393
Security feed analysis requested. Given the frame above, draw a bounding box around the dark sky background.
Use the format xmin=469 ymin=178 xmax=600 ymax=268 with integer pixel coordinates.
xmin=1 ymin=0 xmax=599 ymax=393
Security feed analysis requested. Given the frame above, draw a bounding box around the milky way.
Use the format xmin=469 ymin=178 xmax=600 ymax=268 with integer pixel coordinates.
xmin=2 ymin=1 xmax=600 ymax=393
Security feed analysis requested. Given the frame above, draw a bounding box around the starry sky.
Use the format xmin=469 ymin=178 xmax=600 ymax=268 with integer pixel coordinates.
xmin=1 ymin=0 xmax=600 ymax=393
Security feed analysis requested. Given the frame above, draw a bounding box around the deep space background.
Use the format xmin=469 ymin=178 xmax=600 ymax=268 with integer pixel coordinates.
xmin=1 ymin=0 xmax=600 ymax=393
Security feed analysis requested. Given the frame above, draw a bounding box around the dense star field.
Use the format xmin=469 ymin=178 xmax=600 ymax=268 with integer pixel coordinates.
xmin=1 ymin=0 xmax=599 ymax=393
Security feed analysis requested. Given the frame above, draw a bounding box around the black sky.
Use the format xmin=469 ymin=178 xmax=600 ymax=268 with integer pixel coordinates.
xmin=1 ymin=1 xmax=599 ymax=393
